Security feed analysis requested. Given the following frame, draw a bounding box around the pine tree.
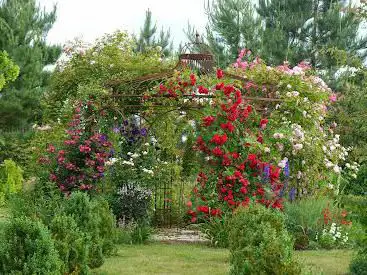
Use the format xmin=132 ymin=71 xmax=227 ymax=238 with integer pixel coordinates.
xmin=205 ymin=0 xmax=367 ymax=68
xmin=135 ymin=9 xmax=173 ymax=57
xmin=0 ymin=0 xmax=61 ymax=129
xmin=257 ymin=0 xmax=367 ymax=67
xmin=205 ymin=0 xmax=261 ymax=67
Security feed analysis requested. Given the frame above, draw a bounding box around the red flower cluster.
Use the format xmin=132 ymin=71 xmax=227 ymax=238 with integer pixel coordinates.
xmin=210 ymin=134 xmax=228 ymax=146
xmin=186 ymin=77 xmax=284 ymax=223
xmin=322 ymin=206 xmax=352 ymax=226
xmin=203 ymin=116 xmax=215 ymax=127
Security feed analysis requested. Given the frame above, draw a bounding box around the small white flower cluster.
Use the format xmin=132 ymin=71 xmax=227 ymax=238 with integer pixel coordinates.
xmin=33 ymin=124 xmax=52 ymax=131
xmin=273 ymin=133 xmax=285 ymax=139
xmin=310 ymin=76 xmax=332 ymax=93
xmin=290 ymin=124 xmax=305 ymax=153
xmin=117 ymin=183 xmax=152 ymax=200
xmin=105 ymin=157 xmax=119 ymax=166
xmin=278 ymin=157 xmax=288 ymax=168
xmin=323 ymin=134 xmax=350 ymax=174
xmin=286 ymin=90 xmax=300 ymax=97
xmin=142 ymin=168 xmax=154 ymax=175
xmin=345 ymin=162 xmax=360 ymax=179
xmin=122 ymin=160 xmax=135 ymax=166
xmin=128 ymin=152 xmax=140 ymax=159
xmin=320 ymin=223 xmax=349 ymax=245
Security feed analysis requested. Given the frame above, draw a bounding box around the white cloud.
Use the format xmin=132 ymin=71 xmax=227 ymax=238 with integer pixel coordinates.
xmin=37 ymin=0 xmax=209 ymax=48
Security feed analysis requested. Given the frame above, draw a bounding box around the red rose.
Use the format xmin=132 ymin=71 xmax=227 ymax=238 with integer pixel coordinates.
xmin=190 ymin=74 xmax=196 ymax=86
xmin=240 ymin=186 xmax=248 ymax=194
xmin=198 ymin=85 xmax=209 ymax=94
xmin=212 ymin=147 xmax=224 ymax=157
xmin=221 ymin=122 xmax=235 ymax=132
xmin=215 ymin=82 xmax=224 ymax=90
xmin=217 ymin=68 xmax=224 ymax=79
xmin=260 ymin=118 xmax=268 ymax=129
xmin=203 ymin=116 xmax=215 ymax=127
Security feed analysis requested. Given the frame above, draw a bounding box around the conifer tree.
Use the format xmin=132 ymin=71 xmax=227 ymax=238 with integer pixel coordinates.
xmin=135 ymin=9 xmax=173 ymax=57
xmin=205 ymin=0 xmax=367 ymax=68
xmin=0 ymin=0 xmax=60 ymax=129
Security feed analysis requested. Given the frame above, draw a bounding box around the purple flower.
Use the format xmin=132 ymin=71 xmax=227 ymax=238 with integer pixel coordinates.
xmin=113 ymin=126 xmax=120 ymax=133
xmin=141 ymin=128 xmax=148 ymax=137
xmin=99 ymin=134 xmax=107 ymax=142
xmin=123 ymin=120 xmax=129 ymax=126
xmin=132 ymin=128 xmax=140 ymax=136
xmin=284 ymin=161 xmax=290 ymax=177
xmin=289 ymin=187 xmax=296 ymax=201
xmin=263 ymin=164 xmax=270 ymax=183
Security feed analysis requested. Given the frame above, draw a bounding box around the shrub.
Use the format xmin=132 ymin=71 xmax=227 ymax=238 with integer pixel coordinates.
xmin=111 ymin=183 xmax=152 ymax=225
xmin=0 ymin=159 xmax=23 ymax=204
xmin=0 ymin=217 xmax=61 ymax=274
xmin=49 ymin=214 xmax=90 ymax=274
xmin=200 ymin=215 xmax=230 ymax=248
xmin=350 ymin=250 xmax=367 ymax=275
xmin=130 ymin=222 xmax=152 ymax=244
xmin=228 ymin=205 xmax=301 ymax=275
xmin=62 ymin=192 xmax=117 ymax=268
xmin=114 ymin=222 xmax=152 ymax=245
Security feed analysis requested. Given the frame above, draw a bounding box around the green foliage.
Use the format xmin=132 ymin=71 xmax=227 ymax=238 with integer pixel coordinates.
xmin=130 ymin=222 xmax=152 ymax=244
xmin=0 ymin=216 xmax=61 ymax=274
xmin=228 ymin=205 xmax=301 ymax=275
xmin=62 ymin=192 xmax=117 ymax=259
xmin=284 ymin=198 xmax=330 ymax=249
xmin=350 ymin=251 xmax=367 ymax=275
xmin=200 ymin=215 xmax=229 ymax=248
xmin=8 ymin=185 xmax=117 ymax=271
xmin=0 ymin=0 xmax=61 ymax=129
xmin=204 ymin=0 xmax=366 ymax=69
xmin=331 ymin=68 xmax=367 ymax=196
xmin=115 ymin=223 xmax=151 ymax=245
xmin=46 ymin=31 xmax=172 ymax=121
xmin=49 ymin=214 xmax=90 ymax=274
xmin=0 ymin=159 xmax=23 ymax=204
xmin=201 ymin=0 xmax=261 ymax=67
xmin=135 ymin=9 xmax=173 ymax=57
xmin=0 ymin=50 xmax=19 ymax=91
xmin=111 ymin=183 xmax=152 ymax=225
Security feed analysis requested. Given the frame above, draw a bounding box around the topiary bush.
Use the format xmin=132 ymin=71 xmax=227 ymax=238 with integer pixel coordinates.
xmin=62 ymin=192 xmax=117 ymax=268
xmin=228 ymin=204 xmax=301 ymax=275
xmin=49 ymin=214 xmax=90 ymax=274
xmin=0 ymin=217 xmax=61 ymax=275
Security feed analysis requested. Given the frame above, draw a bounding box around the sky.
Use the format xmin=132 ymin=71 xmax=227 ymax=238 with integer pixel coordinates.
xmin=37 ymin=0 xmax=210 ymax=48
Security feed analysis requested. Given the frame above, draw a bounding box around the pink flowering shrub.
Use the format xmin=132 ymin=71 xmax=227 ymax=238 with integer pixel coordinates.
xmin=40 ymin=101 xmax=112 ymax=193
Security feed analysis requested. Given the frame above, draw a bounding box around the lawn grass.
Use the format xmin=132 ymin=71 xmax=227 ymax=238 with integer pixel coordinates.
xmin=297 ymin=249 xmax=354 ymax=275
xmin=93 ymin=243 xmax=353 ymax=275
xmin=93 ymin=243 xmax=229 ymax=275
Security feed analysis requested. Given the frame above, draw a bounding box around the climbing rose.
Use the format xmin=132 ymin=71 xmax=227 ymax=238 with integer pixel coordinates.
xmin=216 ymin=68 xmax=224 ymax=79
